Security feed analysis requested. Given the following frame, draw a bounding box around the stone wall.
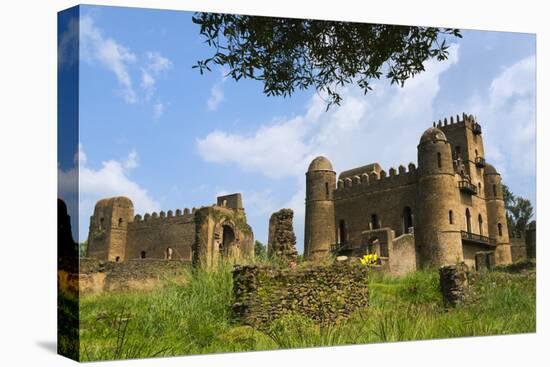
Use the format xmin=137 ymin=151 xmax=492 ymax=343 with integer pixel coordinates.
xmin=232 ymin=262 xmax=369 ymax=328
xmin=126 ymin=214 xmax=196 ymax=260
xmin=58 ymin=258 xmax=191 ymax=294
xmin=267 ymin=209 xmax=298 ymax=264
xmin=510 ymin=237 xmax=527 ymax=262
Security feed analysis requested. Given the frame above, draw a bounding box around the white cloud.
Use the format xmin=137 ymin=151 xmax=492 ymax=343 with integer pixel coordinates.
xmin=153 ymin=101 xmax=165 ymax=120
xmin=79 ymin=15 xmax=173 ymax=110
xmin=146 ymin=51 xmax=173 ymax=74
xmin=207 ymin=83 xmax=224 ymax=111
xmin=59 ymin=145 xmax=160 ymax=241
xmin=80 ymin=15 xmax=137 ymax=103
xmin=197 ymin=45 xmax=461 ymax=246
xmin=466 ymin=55 xmax=536 ymax=178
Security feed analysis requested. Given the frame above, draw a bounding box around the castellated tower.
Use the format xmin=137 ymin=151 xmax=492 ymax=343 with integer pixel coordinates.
xmin=87 ymin=196 xmax=134 ymax=261
xmin=484 ymin=164 xmax=512 ymax=264
xmin=304 ymin=156 xmax=336 ymax=261
xmin=415 ymin=128 xmax=463 ymax=267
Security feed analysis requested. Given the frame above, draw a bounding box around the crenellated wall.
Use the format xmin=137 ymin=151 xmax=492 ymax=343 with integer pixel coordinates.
xmin=86 ymin=194 xmax=254 ymax=267
xmin=334 ymin=162 xmax=418 ymax=248
xmin=126 ymin=209 xmax=196 ymax=261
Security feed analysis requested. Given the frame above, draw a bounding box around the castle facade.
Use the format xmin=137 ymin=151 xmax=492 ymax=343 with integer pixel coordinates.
xmin=304 ymin=113 xmax=512 ymax=271
xmin=86 ymin=193 xmax=254 ymax=267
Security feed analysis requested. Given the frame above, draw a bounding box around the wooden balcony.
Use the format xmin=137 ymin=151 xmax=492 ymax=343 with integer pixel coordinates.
xmin=458 ymin=180 xmax=477 ymax=195
xmin=461 ymin=231 xmax=496 ymax=247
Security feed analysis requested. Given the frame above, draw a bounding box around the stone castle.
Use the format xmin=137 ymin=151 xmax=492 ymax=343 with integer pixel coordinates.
xmin=86 ymin=193 xmax=254 ymax=267
xmin=304 ymin=113 xmax=512 ymax=272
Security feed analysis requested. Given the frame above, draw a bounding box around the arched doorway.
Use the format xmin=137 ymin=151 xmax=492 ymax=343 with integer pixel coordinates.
xmin=465 ymin=209 xmax=472 ymax=233
xmin=338 ymin=220 xmax=347 ymax=244
xmin=403 ymin=207 xmax=413 ymax=233
xmin=220 ymin=225 xmax=236 ymax=257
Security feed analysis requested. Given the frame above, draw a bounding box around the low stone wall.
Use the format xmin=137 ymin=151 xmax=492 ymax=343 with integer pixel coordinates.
xmin=232 ymin=262 xmax=369 ymax=328
xmin=58 ymin=258 xmax=191 ymax=294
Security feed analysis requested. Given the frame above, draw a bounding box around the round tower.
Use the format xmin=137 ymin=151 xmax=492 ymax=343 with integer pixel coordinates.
xmin=87 ymin=196 xmax=134 ymax=261
xmin=416 ymin=128 xmax=463 ymax=267
xmin=304 ymin=156 xmax=336 ymax=261
xmin=483 ymin=164 xmax=512 ymax=264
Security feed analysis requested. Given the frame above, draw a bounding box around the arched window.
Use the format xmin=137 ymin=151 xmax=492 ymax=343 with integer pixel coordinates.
xmin=165 ymin=247 xmax=173 ymax=260
xmin=403 ymin=207 xmax=413 ymax=233
xmin=115 ymin=256 xmax=120 ymax=262
xmin=371 ymin=214 xmax=379 ymax=229
xmin=465 ymin=209 xmax=472 ymax=233
xmin=140 ymin=251 xmax=146 ymax=259
xmin=338 ymin=220 xmax=347 ymax=244
xmin=99 ymin=217 xmax=104 ymax=230
xmin=478 ymin=214 xmax=483 ymax=235
xmin=449 ymin=210 xmax=454 ymax=224
xmin=493 ymin=184 xmax=497 ymax=196
xmin=478 ymin=183 xmax=482 ymax=193
xmin=498 ymin=223 xmax=503 ymax=237
xmin=437 ymin=152 xmax=442 ymax=168
xmin=118 ymin=217 xmax=123 ymax=227
xmin=475 ymin=149 xmax=479 ymax=157
xmin=325 ymin=182 xmax=329 ymax=199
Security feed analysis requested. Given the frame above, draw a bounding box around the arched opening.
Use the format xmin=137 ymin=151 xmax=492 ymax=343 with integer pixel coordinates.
xmin=115 ymin=256 xmax=120 ymax=262
xmin=475 ymin=149 xmax=479 ymax=157
xmin=140 ymin=251 xmax=146 ymax=259
xmin=498 ymin=223 xmax=503 ymax=237
xmin=99 ymin=217 xmax=104 ymax=230
xmin=478 ymin=214 xmax=483 ymax=235
xmin=118 ymin=217 xmax=123 ymax=227
xmin=465 ymin=209 xmax=472 ymax=233
xmin=449 ymin=210 xmax=454 ymax=224
xmin=220 ymin=225 xmax=236 ymax=257
xmin=165 ymin=247 xmax=173 ymax=260
xmin=493 ymin=184 xmax=497 ymax=196
xmin=338 ymin=220 xmax=347 ymax=244
xmin=325 ymin=182 xmax=329 ymax=199
xmin=437 ymin=152 xmax=442 ymax=168
xmin=455 ymin=146 xmax=461 ymax=159
xmin=371 ymin=214 xmax=379 ymax=229
xmin=222 ymin=199 xmax=228 ymax=207
xmin=478 ymin=183 xmax=482 ymax=193
xmin=403 ymin=207 xmax=413 ymax=233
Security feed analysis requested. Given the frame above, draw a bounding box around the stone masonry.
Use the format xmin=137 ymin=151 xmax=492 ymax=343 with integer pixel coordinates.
xmin=267 ymin=209 xmax=298 ymax=264
xmin=304 ymin=113 xmax=513 ymax=270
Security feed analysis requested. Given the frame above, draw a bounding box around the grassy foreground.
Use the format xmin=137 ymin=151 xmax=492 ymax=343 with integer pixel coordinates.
xmin=77 ymin=262 xmax=535 ymax=361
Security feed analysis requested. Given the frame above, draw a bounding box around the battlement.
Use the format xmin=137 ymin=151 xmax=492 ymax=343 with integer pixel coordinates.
xmin=335 ymin=162 xmax=418 ymax=197
xmin=432 ymin=112 xmax=479 ymax=129
xmin=131 ymin=207 xmax=197 ymax=224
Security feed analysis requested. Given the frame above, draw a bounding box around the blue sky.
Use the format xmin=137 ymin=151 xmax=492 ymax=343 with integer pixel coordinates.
xmin=61 ymin=5 xmax=536 ymax=250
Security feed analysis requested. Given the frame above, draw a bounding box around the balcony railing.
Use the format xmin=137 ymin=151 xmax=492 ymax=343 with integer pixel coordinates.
xmin=472 ymin=123 xmax=482 ymax=135
xmin=458 ymin=180 xmax=477 ymax=195
xmin=475 ymin=156 xmax=486 ymax=168
xmin=461 ymin=231 xmax=496 ymax=246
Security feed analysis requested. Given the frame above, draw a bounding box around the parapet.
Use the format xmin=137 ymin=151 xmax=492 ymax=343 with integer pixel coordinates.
xmin=335 ymin=162 xmax=418 ymax=196
xmin=132 ymin=206 xmax=194 ymax=224
xmin=217 ymin=193 xmax=243 ymax=210
xmin=433 ymin=112 xmax=478 ymax=129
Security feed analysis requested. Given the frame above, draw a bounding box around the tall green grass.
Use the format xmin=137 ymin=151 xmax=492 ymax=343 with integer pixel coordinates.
xmin=76 ymin=263 xmax=536 ymax=362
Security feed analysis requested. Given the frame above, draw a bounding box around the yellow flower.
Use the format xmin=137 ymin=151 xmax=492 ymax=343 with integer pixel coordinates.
xmin=359 ymin=253 xmax=378 ymax=266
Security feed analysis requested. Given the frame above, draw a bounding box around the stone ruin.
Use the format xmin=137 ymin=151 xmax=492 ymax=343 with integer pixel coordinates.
xmin=267 ymin=208 xmax=298 ymax=265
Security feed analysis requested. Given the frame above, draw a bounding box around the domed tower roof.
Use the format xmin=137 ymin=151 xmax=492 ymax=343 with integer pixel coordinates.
xmin=95 ymin=196 xmax=134 ymax=209
xmin=484 ymin=164 xmax=499 ymax=175
xmin=308 ymin=156 xmax=334 ymax=171
xmin=419 ymin=127 xmax=447 ymax=144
